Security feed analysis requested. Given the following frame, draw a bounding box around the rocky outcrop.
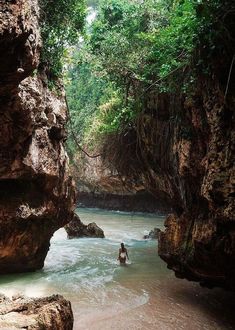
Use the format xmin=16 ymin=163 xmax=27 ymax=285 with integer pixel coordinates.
xmin=0 ymin=0 xmax=76 ymax=273
xmin=72 ymin=151 xmax=170 ymax=213
xmin=78 ymin=191 xmax=170 ymax=213
xmin=144 ymin=228 xmax=161 ymax=240
xmin=101 ymin=27 xmax=235 ymax=289
xmin=149 ymin=74 xmax=234 ymax=289
xmin=158 ymin=81 xmax=235 ymax=289
xmin=130 ymin=78 xmax=234 ymax=290
xmin=0 ymin=294 xmax=73 ymax=329
xmin=65 ymin=213 xmax=104 ymax=239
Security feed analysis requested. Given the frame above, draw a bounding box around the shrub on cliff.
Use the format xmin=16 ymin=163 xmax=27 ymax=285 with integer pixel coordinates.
xmin=39 ymin=0 xmax=86 ymax=79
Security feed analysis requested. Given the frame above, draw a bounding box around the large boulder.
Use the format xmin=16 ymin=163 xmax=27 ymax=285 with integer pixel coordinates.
xmin=65 ymin=214 xmax=105 ymax=239
xmin=86 ymin=222 xmax=105 ymax=238
xmin=0 ymin=294 xmax=73 ymax=329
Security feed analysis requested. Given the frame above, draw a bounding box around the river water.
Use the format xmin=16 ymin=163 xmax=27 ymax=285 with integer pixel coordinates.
xmin=0 ymin=208 xmax=235 ymax=329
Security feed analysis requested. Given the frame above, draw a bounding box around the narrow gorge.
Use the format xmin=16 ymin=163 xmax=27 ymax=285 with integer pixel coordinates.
xmin=67 ymin=0 xmax=235 ymax=290
xmin=0 ymin=0 xmax=235 ymax=329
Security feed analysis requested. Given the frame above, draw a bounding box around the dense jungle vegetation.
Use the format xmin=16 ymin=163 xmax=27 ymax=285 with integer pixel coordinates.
xmin=39 ymin=0 xmax=233 ymax=161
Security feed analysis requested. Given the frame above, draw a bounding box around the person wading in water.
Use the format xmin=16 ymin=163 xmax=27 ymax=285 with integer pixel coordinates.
xmin=118 ymin=243 xmax=129 ymax=265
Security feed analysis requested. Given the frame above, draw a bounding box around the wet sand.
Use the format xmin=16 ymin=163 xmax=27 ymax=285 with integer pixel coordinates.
xmin=73 ymin=269 xmax=235 ymax=330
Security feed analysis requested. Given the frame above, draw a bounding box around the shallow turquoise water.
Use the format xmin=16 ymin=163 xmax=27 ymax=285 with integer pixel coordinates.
xmin=0 ymin=208 xmax=235 ymax=330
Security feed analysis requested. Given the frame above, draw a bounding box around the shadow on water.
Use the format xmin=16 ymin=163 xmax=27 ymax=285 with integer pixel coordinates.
xmin=0 ymin=270 xmax=44 ymax=285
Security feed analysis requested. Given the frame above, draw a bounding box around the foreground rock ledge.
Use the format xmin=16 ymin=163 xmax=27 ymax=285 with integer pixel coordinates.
xmin=0 ymin=294 xmax=73 ymax=330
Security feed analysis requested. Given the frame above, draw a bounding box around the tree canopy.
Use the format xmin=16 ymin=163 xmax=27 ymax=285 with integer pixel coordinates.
xmin=64 ymin=0 xmax=231 ymax=156
xmin=39 ymin=0 xmax=86 ymax=78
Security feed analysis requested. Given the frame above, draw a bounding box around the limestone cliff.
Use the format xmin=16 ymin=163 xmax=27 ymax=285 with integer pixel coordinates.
xmin=0 ymin=0 xmax=76 ymax=273
xmin=72 ymin=152 xmax=170 ymax=213
xmin=101 ymin=31 xmax=235 ymax=289
xmin=158 ymin=72 xmax=235 ymax=289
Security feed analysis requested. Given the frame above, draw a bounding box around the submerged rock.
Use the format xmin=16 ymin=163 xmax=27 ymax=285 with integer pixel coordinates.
xmin=65 ymin=214 xmax=105 ymax=239
xmin=0 ymin=294 xmax=73 ymax=329
xmin=144 ymin=228 xmax=161 ymax=240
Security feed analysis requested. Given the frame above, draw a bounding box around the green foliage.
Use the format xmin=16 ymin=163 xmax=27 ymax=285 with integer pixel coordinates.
xmin=90 ymin=95 xmax=139 ymax=135
xmin=65 ymin=47 xmax=118 ymax=155
xmin=147 ymin=1 xmax=199 ymax=81
xmin=90 ymin=0 xmax=164 ymax=85
xmin=39 ymin=0 xmax=85 ymax=78
xmin=90 ymin=0 xmax=201 ymax=89
xmin=66 ymin=0 xmax=229 ymax=154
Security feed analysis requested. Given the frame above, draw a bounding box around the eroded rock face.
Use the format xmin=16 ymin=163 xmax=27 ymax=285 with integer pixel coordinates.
xmin=72 ymin=151 xmax=170 ymax=213
xmin=65 ymin=213 xmax=105 ymax=239
xmin=101 ymin=55 xmax=234 ymax=289
xmin=158 ymin=82 xmax=235 ymax=289
xmin=133 ymin=80 xmax=234 ymax=289
xmin=139 ymin=72 xmax=234 ymax=289
xmin=0 ymin=0 xmax=76 ymax=273
xmin=0 ymin=294 xmax=73 ymax=329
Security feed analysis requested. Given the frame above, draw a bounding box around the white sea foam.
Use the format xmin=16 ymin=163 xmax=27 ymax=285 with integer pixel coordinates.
xmin=2 ymin=209 xmax=231 ymax=330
